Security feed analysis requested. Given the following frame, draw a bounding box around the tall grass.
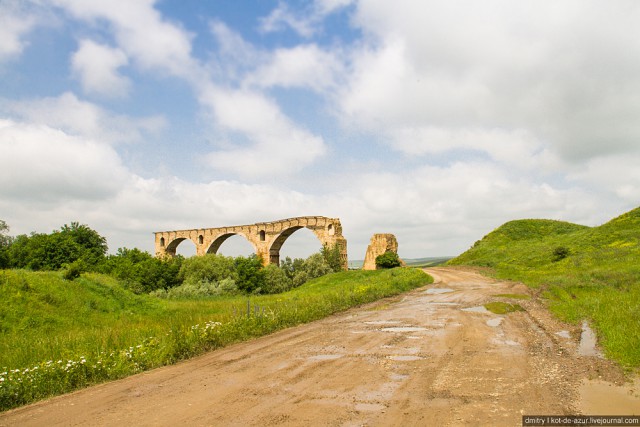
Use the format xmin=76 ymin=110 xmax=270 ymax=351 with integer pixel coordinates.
xmin=0 ymin=267 xmax=431 ymax=411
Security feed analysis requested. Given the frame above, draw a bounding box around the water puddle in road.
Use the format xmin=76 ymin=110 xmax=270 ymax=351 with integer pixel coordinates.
xmin=578 ymin=321 xmax=603 ymax=357
xmin=579 ymin=379 xmax=640 ymax=414
xmin=427 ymin=302 xmax=460 ymax=306
xmin=387 ymin=355 xmax=424 ymax=361
xmin=425 ymin=288 xmax=455 ymax=294
xmin=461 ymin=306 xmax=490 ymax=313
xmin=365 ymin=320 xmax=401 ymax=325
xmin=381 ymin=327 xmax=428 ymax=333
xmin=390 ymin=373 xmax=409 ymax=381
xmin=555 ymin=330 xmax=571 ymax=339
xmin=486 ymin=318 xmax=503 ymax=327
xmin=308 ymin=354 xmax=343 ymax=361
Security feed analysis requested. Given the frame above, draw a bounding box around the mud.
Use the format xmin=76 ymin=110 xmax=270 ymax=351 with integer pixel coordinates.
xmin=1 ymin=267 xmax=638 ymax=426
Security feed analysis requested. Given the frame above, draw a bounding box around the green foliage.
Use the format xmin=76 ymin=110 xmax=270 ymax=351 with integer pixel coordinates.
xmin=552 ymin=246 xmax=570 ymax=262
xmin=262 ymin=264 xmax=292 ymax=294
xmin=233 ymin=255 xmax=265 ymax=293
xmin=0 ymin=220 xmax=11 ymax=268
xmin=375 ymin=251 xmax=402 ymax=269
xmin=178 ymin=253 xmax=237 ymax=287
xmin=101 ymin=248 xmax=182 ymax=294
xmin=152 ymin=278 xmax=238 ymax=299
xmin=62 ymin=259 xmax=87 ymax=281
xmin=321 ymin=243 xmax=343 ymax=271
xmin=4 ymin=222 xmax=107 ymax=271
xmin=448 ymin=206 xmax=640 ymax=367
xmin=0 ymin=267 xmax=431 ymax=410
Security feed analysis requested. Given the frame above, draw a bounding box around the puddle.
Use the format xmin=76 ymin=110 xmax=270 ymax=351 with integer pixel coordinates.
xmin=381 ymin=326 xmax=427 ymax=333
xmin=555 ymin=330 xmax=571 ymax=339
xmin=387 ymin=355 xmax=424 ymax=361
xmin=579 ymin=379 xmax=640 ymax=414
xmin=365 ymin=320 xmax=401 ymax=325
xmin=308 ymin=354 xmax=343 ymax=361
xmin=390 ymin=373 xmax=409 ymax=381
xmin=462 ymin=306 xmax=490 ymax=314
xmin=425 ymin=288 xmax=455 ymax=294
xmin=486 ymin=318 xmax=503 ymax=327
xmin=427 ymin=302 xmax=460 ymax=306
xmin=578 ymin=321 xmax=603 ymax=357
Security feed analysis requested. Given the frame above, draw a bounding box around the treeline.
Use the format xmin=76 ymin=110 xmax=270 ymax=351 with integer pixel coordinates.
xmin=0 ymin=220 xmax=343 ymax=296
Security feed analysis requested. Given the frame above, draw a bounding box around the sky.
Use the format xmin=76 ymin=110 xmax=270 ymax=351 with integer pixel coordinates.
xmin=1 ymin=0 xmax=640 ymax=261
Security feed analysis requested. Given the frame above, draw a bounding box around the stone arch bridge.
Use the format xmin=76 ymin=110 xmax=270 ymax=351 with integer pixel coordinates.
xmin=154 ymin=216 xmax=348 ymax=270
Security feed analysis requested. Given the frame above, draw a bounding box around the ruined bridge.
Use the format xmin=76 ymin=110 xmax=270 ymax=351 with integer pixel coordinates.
xmin=154 ymin=216 xmax=348 ymax=270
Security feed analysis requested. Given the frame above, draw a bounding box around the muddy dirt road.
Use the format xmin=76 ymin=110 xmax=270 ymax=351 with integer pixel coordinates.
xmin=2 ymin=267 xmax=638 ymax=426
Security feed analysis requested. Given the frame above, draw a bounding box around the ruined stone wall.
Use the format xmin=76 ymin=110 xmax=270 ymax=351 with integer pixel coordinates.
xmin=362 ymin=233 xmax=400 ymax=270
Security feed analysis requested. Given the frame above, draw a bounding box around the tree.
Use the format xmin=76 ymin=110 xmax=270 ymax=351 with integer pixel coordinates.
xmin=0 ymin=220 xmax=12 ymax=268
xmin=375 ymin=251 xmax=402 ymax=269
xmin=4 ymin=222 xmax=108 ymax=271
xmin=321 ymin=243 xmax=343 ymax=272
xmin=234 ymin=255 xmax=265 ymax=293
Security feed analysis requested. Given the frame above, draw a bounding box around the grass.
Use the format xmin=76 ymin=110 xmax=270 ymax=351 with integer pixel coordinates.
xmin=493 ymin=293 xmax=530 ymax=300
xmin=448 ymin=206 xmax=640 ymax=369
xmin=0 ymin=267 xmax=432 ymax=411
xmin=484 ymin=302 xmax=524 ymax=315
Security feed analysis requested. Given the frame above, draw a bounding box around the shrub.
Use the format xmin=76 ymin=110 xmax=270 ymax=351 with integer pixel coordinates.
xmin=234 ymin=255 xmax=265 ymax=293
xmin=321 ymin=243 xmax=343 ymax=271
xmin=178 ymin=254 xmax=236 ymax=287
xmin=62 ymin=259 xmax=86 ymax=281
xmin=375 ymin=251 xmax=402 ymax=269
xmin=552 ymin=246 xmax=570 ymax=262
xmin=152 ymin=278 xmax=238 ymax=299
xmin=262 ymin=264 xmax=293 ymax=294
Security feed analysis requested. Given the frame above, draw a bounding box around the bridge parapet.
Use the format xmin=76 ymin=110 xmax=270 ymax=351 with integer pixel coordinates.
xmin=154 ymin=216 xmax=348 ymax=270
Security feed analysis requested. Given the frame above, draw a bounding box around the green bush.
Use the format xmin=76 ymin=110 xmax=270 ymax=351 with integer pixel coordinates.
xmin=62 ymin=259 xmax=87 ymax=281
xmin=152 ymin=278 xmax=238 ymax=299
xmin=552 ymin=246 xmax=570 ymax=261
xmin=262 ymin=264 xmax=293 ymax=294
xmin=375 ymin=251 xmax=402 ymax=269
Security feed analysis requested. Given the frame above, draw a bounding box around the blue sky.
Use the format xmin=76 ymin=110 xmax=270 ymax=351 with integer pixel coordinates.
xmin=1 ymin=0 xmax=640 ymax=261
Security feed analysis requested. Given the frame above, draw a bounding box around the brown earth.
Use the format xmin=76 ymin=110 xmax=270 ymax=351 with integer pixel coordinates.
xmin=1 ymin=267 xmax=638 ymax=426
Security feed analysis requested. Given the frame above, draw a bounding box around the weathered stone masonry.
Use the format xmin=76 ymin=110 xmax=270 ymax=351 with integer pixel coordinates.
xmin=154 ymin=216 xmax=348 ymax=270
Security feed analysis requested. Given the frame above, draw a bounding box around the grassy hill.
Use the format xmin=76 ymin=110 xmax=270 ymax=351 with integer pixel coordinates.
xmin=448 ymin=207 xmax=640 ymax=368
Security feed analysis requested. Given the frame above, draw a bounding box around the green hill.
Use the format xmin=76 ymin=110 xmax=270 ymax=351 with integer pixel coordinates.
xmin=448 ymin=207 xmax=640 ymax=368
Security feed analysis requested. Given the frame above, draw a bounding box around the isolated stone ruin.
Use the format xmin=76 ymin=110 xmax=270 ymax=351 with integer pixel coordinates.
xmin=362 ymin=233 xmax=402 ymax=270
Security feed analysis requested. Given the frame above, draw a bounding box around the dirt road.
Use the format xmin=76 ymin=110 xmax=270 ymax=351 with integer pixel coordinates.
xmin=1 ymin=267 xmax=638 ymax=426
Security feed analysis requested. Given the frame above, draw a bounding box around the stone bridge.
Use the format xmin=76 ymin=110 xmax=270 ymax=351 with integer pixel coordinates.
xmin=154 ymin=216 xmax=348 ymax=270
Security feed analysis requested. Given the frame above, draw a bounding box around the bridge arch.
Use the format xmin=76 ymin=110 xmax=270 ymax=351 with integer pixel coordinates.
xmin=154 ymin=216 xmax=348 ymax=270
xmin=206 ymin=232 xmax=257 ymax=256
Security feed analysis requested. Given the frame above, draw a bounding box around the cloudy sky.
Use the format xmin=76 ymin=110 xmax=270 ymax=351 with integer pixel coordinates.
xmin=1 ymin=0 xmax=639 ymax=260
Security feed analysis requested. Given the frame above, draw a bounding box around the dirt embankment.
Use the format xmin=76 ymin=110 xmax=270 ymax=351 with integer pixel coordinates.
xmin=1 ymin=267 xmax=638 ymax=426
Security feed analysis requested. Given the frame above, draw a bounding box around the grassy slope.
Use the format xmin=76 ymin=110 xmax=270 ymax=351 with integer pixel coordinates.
xmin=448 ymin=207 xmax=640 ymax=368
xmin=1 ymin=267 xmax=432 ymax=409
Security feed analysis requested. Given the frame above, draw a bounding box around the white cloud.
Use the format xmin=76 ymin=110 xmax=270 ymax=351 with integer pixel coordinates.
xmin=200 ymin=86 xmax=327 ymax=178
xmin=51 ymin=0 xmax=200 ymax=80
xmin=0 ymin=1 xmax=38 ymax=61
xmin=71 ymin=39 xmax=131 ymax=98
xmin=339 ymin=0 xmax=640 ymax=168
xmin=2 ymin=92 xmax=165 ymax=144
xmin=245 ymin=44 xmax=344 ymax=92
xmin=259 ymin=2 xmax=316 ymax=38
xmin=0 ymin=119 xmax=129 ymax=202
